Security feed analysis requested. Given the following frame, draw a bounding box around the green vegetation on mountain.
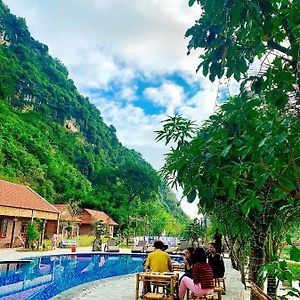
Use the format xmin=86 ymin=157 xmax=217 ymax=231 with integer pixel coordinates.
xmin=0 ymin=1 xmax=188 ymax=236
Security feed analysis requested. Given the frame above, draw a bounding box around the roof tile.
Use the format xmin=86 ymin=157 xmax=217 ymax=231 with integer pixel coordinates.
xmin=80 ymin=208 xmax=118 ymax=226
xmin=0 ymin=180 xmax=59 ymax=214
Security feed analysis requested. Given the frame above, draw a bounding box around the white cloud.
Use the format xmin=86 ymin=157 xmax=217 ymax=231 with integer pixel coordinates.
xmin=5 ymin=0 xmax=201 ymax=87
xmin=144 ymin=82 xmax=185 ymax=114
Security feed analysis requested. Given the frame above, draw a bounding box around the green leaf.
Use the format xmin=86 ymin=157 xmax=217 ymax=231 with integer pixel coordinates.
xmin=286 ymin=234 xmax=292 ymax=245
xmin=241 ymin=200 xmax=251 ymax=216
xmin=221 ymin=103 xmax=235 ymax=112
xmin=258 ymin=138 xmax=267 ymax=147
xmin=220 ymin=145 xmax=232 ymax=157
xmin=187 ymin=189 xmax=197 ymax=203
xmin=290 ymin=246 xmax=300 ymax=262
xmin=284 ymin=270 xmax=293 ymax=282
xmin=188 ymin=0 xmax=197 ymax=7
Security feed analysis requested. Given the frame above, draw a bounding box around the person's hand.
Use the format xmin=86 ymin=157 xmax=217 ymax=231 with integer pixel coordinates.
xmin=183 ymin=258 xmax=188 ymax=265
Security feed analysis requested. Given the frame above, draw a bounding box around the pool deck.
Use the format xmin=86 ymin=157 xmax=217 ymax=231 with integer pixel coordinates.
xmin=1 ymin=247 xmax=250 ymax=299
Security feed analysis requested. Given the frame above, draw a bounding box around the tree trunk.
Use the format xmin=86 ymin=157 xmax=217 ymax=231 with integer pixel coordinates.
xmin=126 ymin=215 xmax=131 ymax=246
xmin=224 ymin=236 xmax=239 ymax=270
xmin=238 ymin=245 xmax=247 ymax=288
xmin=225 ymin=236 xmax=247 ymax=288
xmin=249 ymin=231 xmax=266 ymax=300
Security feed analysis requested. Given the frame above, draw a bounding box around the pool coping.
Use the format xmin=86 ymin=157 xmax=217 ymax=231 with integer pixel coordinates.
xmin=50 ymin=273 xmax=137 ymax=300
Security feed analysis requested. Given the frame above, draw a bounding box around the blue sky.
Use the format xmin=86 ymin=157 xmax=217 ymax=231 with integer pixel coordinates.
xmin=5 ymin=0 xmax=238 ymax=217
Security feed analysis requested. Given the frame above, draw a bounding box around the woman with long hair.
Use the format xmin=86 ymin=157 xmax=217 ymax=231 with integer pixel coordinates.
xmin=208 ymin=242 xmax=225 ymax=279
xmin=178 ymin=247 xmax=214 ymax=299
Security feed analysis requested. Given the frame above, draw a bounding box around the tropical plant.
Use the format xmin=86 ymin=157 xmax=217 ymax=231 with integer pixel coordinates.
xmin=26 ymin=221 xmax=39 ymax=250
xmin=157 ymin=96 xmax=300 ymax=295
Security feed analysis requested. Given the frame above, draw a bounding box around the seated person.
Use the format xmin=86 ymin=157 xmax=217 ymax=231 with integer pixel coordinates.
xmin=179 ymin=247 xmax=214 ymax=299
xmin=144 ymin=240 xmax=173 ymax=293
xmin=183 ymin=247 xmax=194 ymax=276
xmin=208 ymin=242 xmax=225 ymax=279
xmin=179 ymin=247 xmax=194 ymax=285
xmin=145 ymin=240 xmax=173 ymax=272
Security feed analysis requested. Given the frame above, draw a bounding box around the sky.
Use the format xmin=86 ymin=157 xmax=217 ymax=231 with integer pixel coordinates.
xmin=4 ymin=0 xmax=236 ymax=218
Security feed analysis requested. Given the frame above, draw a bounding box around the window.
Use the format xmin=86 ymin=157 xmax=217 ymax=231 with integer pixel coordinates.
xmin=0 ymin=219 xmax=8 ymax=238
xmin=20 ymin=222 xmax=27 ymax=237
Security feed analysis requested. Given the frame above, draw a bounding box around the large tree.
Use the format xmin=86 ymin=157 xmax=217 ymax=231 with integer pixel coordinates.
xmin=157 ymin=1 xmax=300 ymax=298
xmin=158 ymin=99 xmax=299 ymax=294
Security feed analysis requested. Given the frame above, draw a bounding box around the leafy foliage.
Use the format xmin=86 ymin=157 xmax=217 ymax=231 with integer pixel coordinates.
xmin=187 ymin=0 xmax=300 ymax=108
xmin=26 ymin=221 xmax=39 ymax=249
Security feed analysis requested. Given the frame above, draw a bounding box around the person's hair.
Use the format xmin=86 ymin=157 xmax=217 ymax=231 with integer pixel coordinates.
xmin=154 ymin=240 xmax=165 ymax=250
xmin=186 ymin=247 xmax=195 ymax=256
xmin=192 ymin=247 xmax=207 ymax=263
xmin=208 ymin=242 xmax=217 ymax=250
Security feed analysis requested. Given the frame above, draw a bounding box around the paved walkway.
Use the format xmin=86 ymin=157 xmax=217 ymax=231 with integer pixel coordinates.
xmin=1 ymin=247 xmax=249 ymax=299
xmin=58 ymin=258 xmax=250 ymax=300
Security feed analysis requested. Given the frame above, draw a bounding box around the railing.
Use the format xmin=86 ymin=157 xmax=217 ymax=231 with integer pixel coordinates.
xmin=249 ymin=281 xmax=272 ymax=300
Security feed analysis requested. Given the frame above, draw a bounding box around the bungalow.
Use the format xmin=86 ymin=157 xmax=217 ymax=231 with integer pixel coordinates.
xmin=0 ymin=180 xmax=60 ymax=248
xmin=51 ymin=204 xmax=82 ymax=237
xmin=78 ymin=208 xmax=118 ymax=238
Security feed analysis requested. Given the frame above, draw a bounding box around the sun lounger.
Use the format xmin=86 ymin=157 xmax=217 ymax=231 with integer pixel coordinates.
xmin=131 ymin=240 xmax=147 ymax=253
xmin=165 ymin=246 xmax=177 ymax=254
xmin=104 ymin=239 xmax=120 ymax=252
xmin=176 ymin=241 xmax=188 ymax=254
xmin=145 ymin=245 xmax=155 ymax=253
xmin=60 ymin=239 xmax=77 ymax=248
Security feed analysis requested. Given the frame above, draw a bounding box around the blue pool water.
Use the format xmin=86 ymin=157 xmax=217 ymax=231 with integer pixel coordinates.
xmin=0 ymin=254 xmax=183 ymax=300
xmin=0 ymin=254 xmax=146 ymax=300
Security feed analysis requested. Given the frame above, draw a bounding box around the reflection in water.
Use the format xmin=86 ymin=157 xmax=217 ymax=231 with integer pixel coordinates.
xmin=0 ymin=254 xmax=146 ymax=300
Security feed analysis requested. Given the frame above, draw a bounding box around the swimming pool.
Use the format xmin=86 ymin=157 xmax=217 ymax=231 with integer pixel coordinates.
xmin=0 ymin=254 xmax=182 ymax=300
xmin=0 ymin=254 xmax=145 ymax=300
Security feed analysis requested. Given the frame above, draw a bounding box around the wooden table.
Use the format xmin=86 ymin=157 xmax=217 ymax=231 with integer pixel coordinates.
xmin=172 ymin=264 xmax=185 ymax=272
xmin=135 ymin=272 xmax=179 ymax=300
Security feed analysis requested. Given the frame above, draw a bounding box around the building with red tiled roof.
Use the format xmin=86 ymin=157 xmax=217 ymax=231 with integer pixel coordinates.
xmin=53 ymin=204 xmax=82 ymax=223
xmin=78 ymin=208 xmax=118 ymax=237
xmin=0 ymin=180 xmax=60 ymax=248
xmin=51 ymin=204 xmax=82 ymax=237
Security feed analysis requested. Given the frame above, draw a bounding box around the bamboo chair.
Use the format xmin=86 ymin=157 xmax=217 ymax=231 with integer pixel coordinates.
xmin=189 ymin=292 xmax=215 ymax=300
xmin=143 ymin=292 xmax=165 ymax=300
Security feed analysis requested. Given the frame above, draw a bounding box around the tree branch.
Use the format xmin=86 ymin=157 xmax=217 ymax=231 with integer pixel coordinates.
xmin=291 ymin=151 xmax=299 ymax=190
xmin=267 ymin=40 xmax=291 ymax=56
xmin=272 ymin=179 xmax=300 ymax=200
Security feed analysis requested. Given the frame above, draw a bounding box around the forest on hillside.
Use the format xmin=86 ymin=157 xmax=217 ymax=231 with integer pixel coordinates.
xmin=0 ymin=1 xmax=189 ymax=236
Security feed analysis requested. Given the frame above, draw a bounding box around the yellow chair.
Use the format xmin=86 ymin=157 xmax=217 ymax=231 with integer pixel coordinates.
xmin=213 ymin=287 xmax=223 ymax=300
xmin=143 ymin=292 xmax=165 ymax=300
xmin=215 ymin=277 xmax=226 ymax=291
xmin=189 ymin=292 xmax=215 ymax=300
